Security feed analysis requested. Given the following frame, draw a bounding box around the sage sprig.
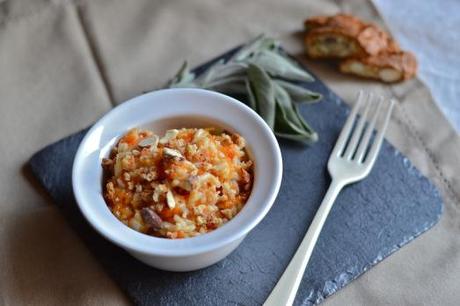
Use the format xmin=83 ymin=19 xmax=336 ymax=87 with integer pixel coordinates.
xmin=167 ymin=35 xmax=322 ymax=144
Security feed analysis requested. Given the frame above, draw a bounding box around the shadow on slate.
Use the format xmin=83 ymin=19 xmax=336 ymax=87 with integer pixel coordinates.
xmin=28 ymin=47 xmax=443 ymax=306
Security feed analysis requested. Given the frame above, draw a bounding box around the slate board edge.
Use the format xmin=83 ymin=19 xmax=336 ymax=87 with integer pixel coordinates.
xmin=27 ymin=47 xmax=444 ymax=306
xmin=313 ymin=215 xmax=441 ymax=304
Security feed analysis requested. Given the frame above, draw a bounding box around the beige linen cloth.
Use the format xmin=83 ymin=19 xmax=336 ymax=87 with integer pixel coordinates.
xmin=1 ymin=0 xmax=459 ymax=305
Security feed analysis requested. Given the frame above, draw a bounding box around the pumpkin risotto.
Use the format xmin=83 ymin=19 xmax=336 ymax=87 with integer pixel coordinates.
xmin=102 ymin=127 xmax=253 ymax=239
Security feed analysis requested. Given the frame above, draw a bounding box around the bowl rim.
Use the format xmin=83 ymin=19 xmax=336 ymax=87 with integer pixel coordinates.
xmin=72 ymin=88 xmax=282 ymax=257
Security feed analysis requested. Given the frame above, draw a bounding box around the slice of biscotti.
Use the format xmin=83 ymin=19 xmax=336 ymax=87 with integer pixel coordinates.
xmin=304 ymin=14 xmax=397 ymax=59
xmin=339 ymin=51 xmax=417 ymax=83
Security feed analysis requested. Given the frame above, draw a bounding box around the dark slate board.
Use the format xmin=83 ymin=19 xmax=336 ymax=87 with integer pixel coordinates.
xmin=28 ymin=48 xmax=443 ymax=306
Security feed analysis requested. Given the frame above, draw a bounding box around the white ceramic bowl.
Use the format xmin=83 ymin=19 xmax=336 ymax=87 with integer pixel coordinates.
xmin=72 ymin=88 xmax=282 ymax=271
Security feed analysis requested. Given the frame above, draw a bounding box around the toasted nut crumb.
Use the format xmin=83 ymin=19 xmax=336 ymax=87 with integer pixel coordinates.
xmin=116 ymin=178 xmax=125 ymax=188
xmin=163 ymin=147 xmax=183 ymax=159
xmin=140 ymin=207 xmax=162 ymax=230
xmin=141 ymin=172 xmax=156 ymax=181
xmin=139 ymin=135 xmax=159 ymax=148
xmin=127 ymin=181 xmax=134 ymax=190
xmin=106 ymin=182 xmax=115 ymax=195
xmin=166 ymin=190 xmax=176 ymax=208
xmin=160 ymin=129 xmax=179 ymax=144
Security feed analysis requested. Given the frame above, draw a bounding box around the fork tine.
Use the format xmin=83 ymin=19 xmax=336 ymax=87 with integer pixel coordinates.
xmin=364 ymin=98 xmax=395 ymax=166
xmin=332 ymin=90 xmax=365 ymax=156
xmin=355 ymin=96 xmax=384 ymax=162
xmin=344 ymin=92 xmax=373 ymax=160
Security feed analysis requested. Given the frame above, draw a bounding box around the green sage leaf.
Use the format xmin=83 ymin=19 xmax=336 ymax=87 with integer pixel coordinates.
xmin=196 ymin=61 xmax=247 ymax=86
xmin=245 ymin=79 xmax=257 ymax=110
xmin=166 ymin=35 xmax=323 ymax=144
xmin=230 ymin=34 xmax=278 ymax=62
xmin=273 ymin=82 xmax=308 ymax=130
xmin=274 ymin=82 xmax=302 ymax=127
xmin=168 ymin=61 xmax=196 ymax=88
xmin=247 ymin=64 xmax=276 ymax=128
xmin=275 ymin=79 xmax=322 ymax=104
xmin=274 ymin=102 xmax=318 ymax=143
xmin=276 ymin=131 xmax=318 ymax=143
xmin=209 ymin=79 xmax=247 ymax=95
xmin=295 ymin=105 xmax=316 ymax=136
xmin=249 ymin=50 xmax=314 ymax=82
xmin=205 ymin=75 xmax=247 ymax=89
xmin=195 ymin=59 xmax=225 ymax=85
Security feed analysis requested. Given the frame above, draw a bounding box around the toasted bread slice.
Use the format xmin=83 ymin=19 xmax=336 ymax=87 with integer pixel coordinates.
xmin=339 ymin=51 xmax=417 ymax=83
xmin=304 ymin=14 xmax=397 ymax=59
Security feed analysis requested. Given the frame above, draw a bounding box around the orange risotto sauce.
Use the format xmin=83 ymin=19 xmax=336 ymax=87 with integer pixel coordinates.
xmin=102 ymin=127 xmax=253 ymax=239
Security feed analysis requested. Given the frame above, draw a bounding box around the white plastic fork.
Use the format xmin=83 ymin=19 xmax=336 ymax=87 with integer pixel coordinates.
xmin=263 ymin=91 xmax=395 ymax=306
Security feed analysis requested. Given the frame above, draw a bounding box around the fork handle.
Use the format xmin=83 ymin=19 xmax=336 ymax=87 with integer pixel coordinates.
xmin=263 ymin=179 xmax=344 ymax=306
